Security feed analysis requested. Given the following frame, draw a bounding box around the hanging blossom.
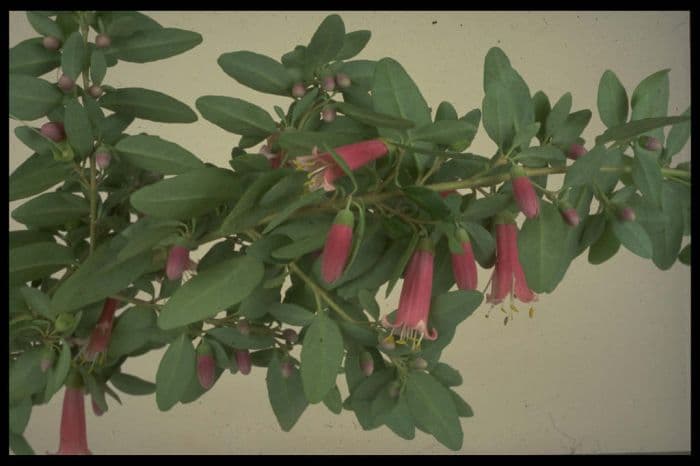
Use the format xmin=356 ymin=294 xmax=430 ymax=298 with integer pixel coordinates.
xmin=486 ymin=220 xmax=537 ymax=306
xmin=196 ymin=340 xmax=216 ymax=390
xmin=166 ymin=245 xmax=197 ymax=281
xmin=381 ymin=238 xmax=438 ymax=349
xmin=82 ymin=298 xmax=120 ymax=362
xmin=451 ymin=228 xmax=478 ymax=290
xmin=55 ymin=373 xmax=91 ymax=455
xmin=294 ymin=139 xmax=390 ymax=191
xmin=320 ymin=208 xmax=354 ymax=284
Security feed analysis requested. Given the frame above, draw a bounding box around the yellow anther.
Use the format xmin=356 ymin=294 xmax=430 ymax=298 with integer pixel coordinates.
xmin=510 ymin=303 xmax=519 ymax=313
xmin=529 ymin=307 xmax=535 ymax=318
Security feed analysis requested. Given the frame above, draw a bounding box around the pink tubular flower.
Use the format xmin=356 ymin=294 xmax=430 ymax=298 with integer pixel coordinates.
xmin=451 ymin=228 xmax=478 ymax=290
xmin=559 ymin=202 xmax=580 ymax=227
xmin=511 ymin=165 xmax=540 ymax=219
xmin=294 ymin=139 xmax=390 ymax=191
xmin=83 ymin=298 xmax=119 ymax=362
xmin=567 ymin=143 xmax=587 ymax=160
xmin=196 ymin=341 xmax=215 ymax=390
xmin=166 ymin=245 xmax=190 ymax=281
xmin=235 ymin=350 xmax=251 ymax=375
xmin=320 ymin=209 xmax=354 ymax=284
xmin=381 ymin=238 xmax=438 ymax=347
xmin=487 ymin=221 xmax=537 ymax=305
xmin=56 ymin=378 xmax=91 ymax=455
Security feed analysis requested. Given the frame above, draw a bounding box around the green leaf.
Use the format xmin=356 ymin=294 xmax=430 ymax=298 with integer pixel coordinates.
xmin=43 ymin=342 xmax=70 ymax=400
xmin=100 ymin=112 xmax=134 ymax=145
xmin=50 ymin=240 xmax=154 ymax=314
xmin=271 ymin=233 xmax=326 ymax=260
xmin=107 ymin=307 xmax=158 ymax=359
xmin=335 ymin=101 xmax=415 ymax=130
xmin=158 ymin=255 xmax=263 ymax=329
xmin=259 ymin=172 xmax=307 ymax=207
xmin=563 ymin=144 xmax=607 ymax=188
xmin=596 ymin=116 xmax=688 ymax=145
xmin=385 ymin=233 xmax=419 ymax=297
xmin=27 ymin=11 xmax=64 ymax=39
xmin=9 ymin=230 xmax=55 ymax=250
xmin=269 ymin=303 xmax=315 ymax=326
xmin=9 ymin=433 xmax=35 ymax=455
xmin=9 ymin=151 xmax=70 ymax=201
xmin=597 ymin=70 xmax=628 ymax=128
xmin=9 ymin=38 xmax=61 ymax=76
xmin=196 ymin=95 xmax=276 ymax=138
xmin=588 ymin=220 xmax=620 ymax=264
xmin=10 ymin=346 xmax=47 ymax=405
xmin=60 ymin=31 xmax=84 ymax=80
xmin=9 ymin=397 xmax=32 ymax=435
xmin=545 ymin=93 xmax=572 ymax=138
xmin=384 ymin=396 xmax=416 ymax=440
xmin=112 ymin=28 xmax=202 ymax=63
xmin=110 ymin=372 xmax=156 ymax=396
xmin=631 ymin=69 xmax=669 ymax=141
xmin=510 ymin=121 xmax=540 ymax=150
xmin=306 ymin=14 xmax=346 ymax=68
xmin=300 ymin=311 xmax=344 ymax=403
xmin=156 ymin=333 xmax=196 ymax=411
xmin=420 ymin=290 xmax=482 ymax=361
xmin=532 ymin=90 xmax=551 ymax=141
xmin=551 ymin=109 xmax=592 ymax=148
xmin=206 ymin=327 xmax=275 ymax=350
xmin=9 ymin=74 xmax=63 ymax=120
xmin=631 ymin=149 xmax=663 ymax=207
xmin=373 ymin=57 xmax=431 ymax=145
xmin=335 ymin=30 xmax=371 ymax=60
xmin=323 ymin=385 xmax=343 ymax=414
xmin=517 ymin=202 xmax=570 ymax=293
xmin=115 ymin=134 xmax=203 ymax=174
xmin=339 ymin=60 xmax=376 ymax=89
xmin=64 ymin=98 xmax=94 ymax=158
xmin=412 ymin=120 xmax=476 ymax=146
xmin=513 ymin=145 xmax=566 ymax=164
xmin=450 ymin=389 xmax=474 ymax=418
xmin=11 ymin=192 xmax=88 ymax=228
xmin=266 ymin=356 xmax=309 ymax=431
xmin=405 ymin=371 xmax=463 ymax=451
xmin=678 ymin=244 xmax=690 ymax=265
xmin=115 ymin=218 xmax=180 ymax=262
xmin=664 ymin=106 xmax=691 ymax=159
xmin=358 ymin=289 xmax=380 ymax=320
xmin=404 ymin=186 xmax=451 ymax=220
xmin=462 ymin=221 xmax=496 ymax=266
xmin=462 ymin=193 xmax=512 ymax=220
xmin=430 ymin=363 xmax=463 ymax=387
xmin=218 ymin=51 xmax=294 ymax=96
xmin=611 ymin=217 xmax=653 ymax=259
xmin=130 ymin=167 xmax=241 ymax=220
xmin=346 ymin=368 xmax=395 ymax=430
xmin=89 ymin=49 xmax=107 ymax=85
xmin=99 ymin=87 xmax=198 ymax=123
xmin=218 ymin=170 xmax=288 ymax=234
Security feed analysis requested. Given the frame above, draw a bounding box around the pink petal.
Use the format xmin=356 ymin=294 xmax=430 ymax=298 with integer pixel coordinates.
xmin=321 ymin=224 xmax=353 ymax=284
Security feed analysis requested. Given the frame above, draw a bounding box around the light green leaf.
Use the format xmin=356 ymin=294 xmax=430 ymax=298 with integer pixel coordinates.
xmin=27 ymin=11 xmax=64 ymax=39
xmin=115 ymin=134 xmax=203 ymax=174
xmin=99 ymin=87 xmax=198 ymax=123
xmin=218 ymin=51 xmax=294 ymax=96
xmin=89 ymin=49 xmax=107 ymax=85
xmin=9 ymin=74 xmax=63 ymax=120
xmin=9 ymin=151 xmax=70 ymax=201
xmin=110 ymin=372 xmax=156 ymax=396
xmin=631 ymin=69 xmax=669 ymax=141
xmin=597 ymin=70 xmax=628 ymax=128
xmin=300 ymin=311 xmax=345 ymax=403
xmin=64 ymin=98 xmax=94 ymax=158
xmin=268 ymin=303 xmax=315 ymax=326
xmin=9 ymin=38 xmax=61 ymax=76
xmin=306 ymin=14 xmax=346 ymax=68
xmin=196 ymin=95 xmax=276 ymax=137
xmin=156 ymin=333 xmax=196 ymax=411
xmin=267 ymin=356 xmax=308 ymax=431
xmin=334 ymin=101 xmax=415 ymax=129
xmin=44 ymin=341 xmax=71 ymax=399
xmin=335 ymin=30 xmax=371 ymax=61
xmin=588 ymin=220 xmax=620 ymax=265
xmin=60 ymin=31 xmax=84 ymax=80
xmin=611 ymin=218 xmax=653 ymax=259
xmin=513 ymin=145 xmax=565 ymax=164
xmin=631 ymin=149 xmax=663 ymax=207
xmin=412 ymin=120 xmax=477 ymax=146
xmin=596 ymin=116 xmax=689 ymax=145
xmin=12 ymin=192 xmax=88 ymax=228
xmin=664 ymin=106 xmax=691 ymax=159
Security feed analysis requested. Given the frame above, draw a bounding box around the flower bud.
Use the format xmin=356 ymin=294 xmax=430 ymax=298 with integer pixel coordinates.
xmin=95 ymin=152 xmax=111 ymax=169
xmin=42 ymin=35 xmax=61 ymax=51
xmin=196 ymin=341 xmax=215 ymax=390
xmin=322 ymin=107 xmax=336 ymax=123
xmin=282 ymin=328 xmax=298 ymax=344
xmin=321 ymin=209 xmax=354 ymax=284
xmin=58 ymin=74 xmax=75 ymax=92
xmin=95 ymin=33 xmax=111 ymax=49
xmin=40 ymin=346 xmax=55 ymax=373
xmin=235 ymin=350 xmax=252 ymax=375
xmin=643 ymin=136 xmax=662 ymax=151
xmin=335 ymin=73 xmax=351 ymax=88
xmin=87 ymin=85 xmax=104 ymax=98
xmin=91 ymin=397 xmax=105 ymax=417
xmin=617 ymin=206 xmax=636 ymax=222
xmin=291 ymin=82 xmax=306 ymax=98
xmin=237 ymin=319 xmax=251 ymax=336
xmin=322 ymin=75 xmax=336 ymax=92
xmin=40 ymin=121 xmax=66 ymax=142
xmin=280 ymin=360 xmax=295 ymax=379
xmin=379 ymin=334 xmax=396 ymax=351
xmin=359 ymin=351 xmax=374 ymax=377
xmin=510 ymin=164 xmax=540 ymax=219
xmin=387 ymin=380 xmax=401 ymax=398
xmin=567 ymin=143 xmax=587 ymax=160
xmin=558 ymin=201 xmax=580 ymax=227
xmin=410 ymin=357 xmax=428 ymax=370
xmin=54 ymin=312 xmax=77 ymax=333
xmin=166 ymin=245 xmax=190 ymax=281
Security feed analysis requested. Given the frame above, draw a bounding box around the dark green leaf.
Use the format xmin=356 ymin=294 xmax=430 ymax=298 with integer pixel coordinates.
xmin=632 ymin=149 xmax=662 ymax=207
xmin=563 ymin=144 xmax=607 ymax=188
xmin=384 ymin=396 xmax=416 ymax=440
xmin=611 ymin=218 xmax=653 ymax=259
xmin=60 ymin=31 xmax=84 ymax=80
xmin=306 ymin=14 xmax=345 ymax=68
xmin=545 ymin=93 xmax=572 ymax=138
xmin=9 ymin=397 xmax=32 ymax=434
xmin=404 ymin=186 xmax=451 ymax=220
xmin=107 ymin=307 xmax=158 ymax=359
xmin=156 ymin=333 xmax=196 ymax=411
xmin=597 ymin=70 xmax=628 ymax=128
xmin=588 ymin=220 xmax=620 ymax=264
xmin=89 ymin=49 xmax=107 ymax=85
xmin=450 ymin=389 xmax=474 ymax=418
xmin=9 ymin=38 xmax=61 ymax=76
xmin=115 ymin=134 xmax=203 ymax=174
xmin=412 ymin=120 xmax=476 ymax=145
xmin=207 ymin=327 xmax=275 ymax=350
xmin=596 ymin=116 xmax=688 ymax=145
xmin=110 ymin=372 xmax=156 ymax=395
xmin=9 ymin=433 xmax=35 ymax=455
xmin=339 ymin=60 xmax=376 ymax=89
xmin=64 ymin=99 xmax=94 ymax=158
xmin=335 ymin=101 xmax=415 ymax=129
xmin=9 ymin=151 xmax=70 ymax=201
xmin=631 ymin=69 xmax=669 ymax=141
xmin=430 ymin=363 xmax=463 ymax=387
xmin=9 ymin=230 xmax=55 ymax=250
xmin=664 ymin=106 xmax=691 ymax=159
xmin=551 ymin=109 xmax=592 ymax=148
xmin=10 ymin=346 xmax=47 ymax=405
xmin=196 ymin=95 xmax=276 ymax=137
xmin=100 ymin=113 xmax=134 ymax=145
xmin=9 ymin=74 xmax=63 ymax=120
xmin=301 ymin=311 xmax=344 ymax=403
xmin=218 ymin=51 xmax=293 ymax=96
xmin=262 ymin=190 xmax=326 ymax=234
xmin=11 ymin=192 xmax=88 ymax=228
xmin=532 ymin=90 xmax=551 ymax=141
xmin=112 ymin=28 xmax=202 ymax=63
xmin=267 ymin=356 xmax=308 ymax=431
xmin=335 ymin=30 xmax=371 ymax=60
xmin=100 ymin=87 xmax=198 ymax=123
xmin=513 ymin=145 xmax=565 ymax=164
xmin=462 ymin=193 xmax=512 ymax=220
xmin=269 ymin=303 xmax=315 ymax=326
xmin=678 ymin=244 xmax=690 ymax=265
xmin=26 ymin=11 xmax=64 ymax=39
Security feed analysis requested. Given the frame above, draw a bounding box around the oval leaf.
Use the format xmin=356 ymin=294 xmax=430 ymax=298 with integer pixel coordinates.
xmin=156 ymin=334 xmax=195 ymax=411
xmin=99 ymin=87 xmax=197 ymax=123
xmin=10 ymin=38 xmax=61 ymax=76
xmin=218 ymin=51 xmax=294 ymax=96
xmin=115 ymin=134 xmax=203 ymax=174
xmin=112 ymin=27 xmax=202 ymax=63
xmin=11 ymin=192 xmax=88 ymax=228
xmin=196 ymin=95 xmax=276 ymax=138
xmin=300 ymin=311 xmax=344 ymax=403
xmin=9 ymin=74 xmax=63 ymax=120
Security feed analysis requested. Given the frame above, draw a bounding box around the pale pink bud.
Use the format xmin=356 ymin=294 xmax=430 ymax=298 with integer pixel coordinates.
xmin=166 ymin=245 xmax=190 ymax=281
xmin=88 ymin=85 xmax=104 ymax=98
xmin=40 ymin=121 xmax=66 ymax=142
xmin=335 ymin=73 xmax=351 ymax=88
xmin=618 ymin=206 xmax=636 ymax=222
xmin=95 ymin=152 xmax=111 ymax=169
xmin=196 ymin=353 xmax=215 ymax=390
xmin=560 ymin=207 xmax=580 ymax=227
xmin=58 ymin=74 xmax=75 ymax=92
xmin=235 ymin=350 xmax=251 ymax=375
xmin=322 ymin=76 xmax=336 ymax=92
xmin=322 ymin=107 xmax=336 ymax=123
xmin=291 ymin=82 xmax=306 ymax=98
xmin=411 ymin=357 xmax=428 ymax=370
xmin=280 ymin=360 xmax=294 ymax=379
xmin=321 ymin=209 xmax=354 ymax=284
xmin=237 ymin=319 xmax=251 ymax=336
xmin=511 ymin=165 xmax=540 ymax=219
xmin=643 ymin=137 xmax=662 ymax=151
xmin=95 ymin=34 xmax=111 ymax=49
xmin=282 ymin=328 xmax=298 ymax=344
xmin=360 ymin=351 xmax=374 ymax=377
xmin=42 ymin=36 xmax=61 ymax=51
xmin=567 ymin=143 xmax=587 ymax=160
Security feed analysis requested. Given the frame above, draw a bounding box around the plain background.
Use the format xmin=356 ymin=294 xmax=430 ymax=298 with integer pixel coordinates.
xmin=9 ymin=11 xmax=690 ymax=454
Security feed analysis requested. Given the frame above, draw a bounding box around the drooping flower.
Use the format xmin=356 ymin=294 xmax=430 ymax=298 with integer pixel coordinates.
xmin=510 ymin=164 xmax=540 ymax=219
xmin=294 ymin=139 xmax=390 ymax=191
xmin=567 ymin=143 xmax=587 ymax=160
xmin=559 ymin=201 xmax=580 ymax=227
xmin=235 ymin=350 xmax=252 ymax=375
xmin=320 ymin=209 xmax=354 ymax=284
xmin=40 ymin=121 xmax=66 ymax=142
xmin=486 ymin=220 xmax=537 ymax=305
xmin=83 ymin=298 xmax=119 ymax=362
xmin=451 ymin=228 xmax=478 ymax=290
xmin=196 ymin=340 xmax=215 ymax=390
xmin=56 ymin=374 xmax=91 ymax=455
xmin=381 ymin=238 xmax=438 ymax=348
xmin=166 ymin=245 xmax=191 ymax=281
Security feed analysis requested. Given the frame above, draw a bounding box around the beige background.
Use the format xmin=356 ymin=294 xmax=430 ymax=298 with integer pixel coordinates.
xmin=9 ymin=11 xmax=690 ymax=454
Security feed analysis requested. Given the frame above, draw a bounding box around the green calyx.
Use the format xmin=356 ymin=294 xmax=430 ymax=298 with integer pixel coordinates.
xmin=197 ymin=339 xmax=213 ymax=356
xmin=494 ymin=211 xmax=517 ymax=225
xmin=334 ymin=208 xmax=355 ymax=228
xmin=509 ymin=163 xmax=527 ymax=179
xmin=65 ymin=368 xmax=84 ymax=389
xmin=417 ymin=237 xmax=435 ymax=254
xmin=455 ymin=228 xmax=471 ymax=244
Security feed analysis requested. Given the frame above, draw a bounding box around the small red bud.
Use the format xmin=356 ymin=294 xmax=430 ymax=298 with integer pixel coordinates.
xmin=235 ymin=350 xmax=252 ymax=375
xmin=88 ymin=85 xmax=104 ymax=98
xmin=291 ymin=82 xmax=306 ymax=98
xmin=617 ymin=206 xmax=636 ymax=222
xmin=322 ymin=75 xmax=336 ymax=92
xmin=95 ymin=34 xmax=111 ymax=49
xmin=40 ymin=121 xmax=66 ymax=142
xmin=322 ymin=107 xmax=336 ymax=123
xmin=560 ymin=207 xmax=580 ymax=227
xmin=58 ymin=74 xmax=75 ymax=92
xmin=567 ymin=143 xmax=587 ymax=160
xmin=282 ymin=328 xmax=298 ymax=344
xmin=643 ymin=136 xmax=662 ymax=151
xmin=236 ymin=319 xmax=251 ymax=336
xmin=280 ymin=360 xmax=294 ymax=379
xmin=95 ymin=152 xmax=111 ymax=169
xmin=411 ymin=357 xmax=428 ymax=370
xmin=359 ymin=351 xmax=374 ymax=377
xmin=335 ymin=73 xmax=351 ymax=88
xmin=91 ymin=398 xmax=105 ymax=417
xmin=42 ymin=35 xmax=61 ymax=51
